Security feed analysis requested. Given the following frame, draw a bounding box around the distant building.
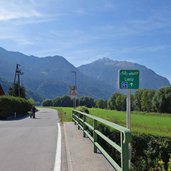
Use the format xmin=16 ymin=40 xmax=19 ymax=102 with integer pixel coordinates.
xmin=0 ymin=84 xmax=5 ymax=96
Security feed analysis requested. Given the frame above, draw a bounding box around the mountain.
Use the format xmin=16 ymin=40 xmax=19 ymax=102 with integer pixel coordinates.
xmin=0 ymin=77 xmax=10 ymax=93
xmin=78 ymin=57 xmax=170 ymax=90
xmin=0 ymin=47 xmax=112 ymax=100
xmin=0 ymin=47 xmax=170 ymax=100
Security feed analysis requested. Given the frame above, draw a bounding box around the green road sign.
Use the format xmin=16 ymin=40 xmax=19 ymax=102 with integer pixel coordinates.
xmin=119 ymin=70 xmax=139 ymax=89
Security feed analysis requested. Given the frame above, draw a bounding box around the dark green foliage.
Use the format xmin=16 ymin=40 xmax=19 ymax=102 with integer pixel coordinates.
xmin=115 ymin=93 xmax=126 ymax=111
xmin=60 ymin=96 xmax=73 ymax=107
xmin=133 ymin=89 xmax=144 ymax=111
xmin=107 ymin=93 xmax=120 ymax=110
xmin=95 ymin=99 xmax=107 ymax=109
xmin=152 ymin=87 xmax=171 ymax=113
xmin=41 ymin=99 xmax=53 ymax=106
xmin=79 ymin=96 xmax=95 ymax=108
xmin=42 ymin=96 xmax=73 ymax=107
xmin=8 ymin=83 xmax=26 ymax=98
xmin=107 ymin=93 xmax=126 ymax=111
xmin=0 ymin=96 xmax=32 ymax=119
xmin=97 ymin=125 xmax=171 ymax=170
xmin=53 ymin=97 xmax=62 ymax=106
xmin=133 ymin=88 xmax=171 ymax=113
xmin=43 ymin=87 xmax=171 ymax=114
xmin=76 ymin=106 xmax=89 ymax=114
xmin=141 ymin=89 xmax=155 ymax=112
xmin=132 ymin=134 xmax=171 ymax=171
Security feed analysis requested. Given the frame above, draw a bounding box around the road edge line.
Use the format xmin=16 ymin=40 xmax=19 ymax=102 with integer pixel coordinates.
xmin=54 ymin=123 xmax=61 ymax=171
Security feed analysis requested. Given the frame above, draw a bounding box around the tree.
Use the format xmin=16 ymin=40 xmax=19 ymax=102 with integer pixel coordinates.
xmin=115 ymin=94 xmax=126 ymax=111
xmin=41 ymin=99 xmax=53 ymax=106
xmin=133 ymin=89 xmax=144 ymax=111
xmin=60 ymin=96 xmax=73 ymax=107
xmin=95 ymin=99 xmax=107 ymax=109
xmin=107 ymin=93 xmax=123 ymax=110
xmin=53 ymin=97 xmax=62 ymax=106
xmin=79 ymin=96 xmax=95 ymax=108
xmin=141 ymin=90 xmax=155 ymax=112
xmin=152 ymin=87 xmax=171 ymax=113
xmin=8 ymin=83 xmax=26 ymax=98
xmin=28 ymin=98 xmax=35 ymax=105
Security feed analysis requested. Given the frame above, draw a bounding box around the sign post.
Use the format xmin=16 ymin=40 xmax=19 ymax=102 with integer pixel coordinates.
xmin=119 ymin=69 xmax=139 ymax=128
xmin=126 ymin=89 xmax=131 ymax=129
xmin=119 ymin=69 xmax=139 ymax=170
xmin=69 ymin=85 xmax=77 ymax=108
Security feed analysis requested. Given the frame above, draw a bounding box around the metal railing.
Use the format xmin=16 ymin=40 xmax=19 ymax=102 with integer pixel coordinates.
xmin=72 ymin=109 xmax=131 ymax=171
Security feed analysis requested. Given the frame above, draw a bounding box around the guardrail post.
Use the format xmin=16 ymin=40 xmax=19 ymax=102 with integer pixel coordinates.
xmin=93 ymin=120 xmax=97 ymax=153
xmin=78 ymin=112 xmax=80 ymax=130
xmin=72 ymin=110 xmax=76 ymax=125
xmin=121 ymin=132 xmax=129 ymax=171
xmin=83 ymin=115 xmax=86 ymax=137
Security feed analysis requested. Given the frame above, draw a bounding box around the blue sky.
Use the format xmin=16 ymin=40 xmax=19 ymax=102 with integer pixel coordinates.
xmin=0 ymin=0 xmax=171 ymax=82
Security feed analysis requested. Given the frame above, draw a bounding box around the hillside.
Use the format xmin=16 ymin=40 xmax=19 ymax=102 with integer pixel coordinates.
xmin=78 ymin=57 xmax=170 ymax=90
xmin=0 ymin=47 xmax=170 ymax=100
xmin=0 ymin=47 xmax=112 ymax=100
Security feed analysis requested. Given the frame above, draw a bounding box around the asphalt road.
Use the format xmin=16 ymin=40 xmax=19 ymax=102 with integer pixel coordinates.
xmin=0 ymin=108 xmax=59 ymax=171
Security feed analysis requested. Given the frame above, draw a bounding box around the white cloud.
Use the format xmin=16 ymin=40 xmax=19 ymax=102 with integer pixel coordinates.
xmin=0 ymin=9 xmax=41 ymax=20
xmin=0 ymin=34 xmax=14 ymax=40
xmin=0 ymin=0 xmax=42 ymax=21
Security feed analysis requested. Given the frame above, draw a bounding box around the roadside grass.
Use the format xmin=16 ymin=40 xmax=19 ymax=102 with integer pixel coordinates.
xmin=53 ymin=107 xmax=72 ymax=123
xmin=89 ymin=108 xmax=171 ymax=137
xmin=53 ymin=107 xmax=171 ymax=137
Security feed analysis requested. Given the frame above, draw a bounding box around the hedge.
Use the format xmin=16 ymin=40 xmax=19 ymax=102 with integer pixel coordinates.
xmin=0 ymin=96 xmax=32 ymax=119
xmin=97 ymin=125 xmax=171 ymax=170
xmin=76 ymin=106 xmax=89 ymax=114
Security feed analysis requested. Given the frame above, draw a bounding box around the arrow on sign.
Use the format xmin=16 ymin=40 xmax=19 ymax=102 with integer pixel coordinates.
xmin=130 ymin=82 xmax=133 ymax=86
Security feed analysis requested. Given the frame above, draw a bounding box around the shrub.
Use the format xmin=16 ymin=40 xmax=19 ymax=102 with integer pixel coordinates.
xmin=131 ymin=134 xmax=171 ymax=170
xmin=79 ymin=96 xmax=95 ymax=108
xmin=152 ymin=87 xmax=171 ymax=113
xmin=0 ymin=96 xmax=32 ymax=119
xmin=76 ymin=106 xmax=89 ymax=114
xmin=97 ymin=125 xmax=171 ymax=170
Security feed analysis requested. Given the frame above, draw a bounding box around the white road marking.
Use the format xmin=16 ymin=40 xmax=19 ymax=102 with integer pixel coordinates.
xmin=54 ymin=123 xmax=61 ymax=171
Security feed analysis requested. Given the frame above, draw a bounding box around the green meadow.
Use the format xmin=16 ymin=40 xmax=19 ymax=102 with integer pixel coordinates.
xmin=54 ymin=107 xmax=171 ymax=137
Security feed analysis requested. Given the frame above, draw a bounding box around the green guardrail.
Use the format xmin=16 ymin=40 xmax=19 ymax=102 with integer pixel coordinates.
xmin=72 ymin=109 xmax=131 ymax=171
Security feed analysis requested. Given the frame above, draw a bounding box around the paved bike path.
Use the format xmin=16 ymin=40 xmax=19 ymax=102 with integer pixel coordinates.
xmin=63 ymin=122 xmax=114 ymax=171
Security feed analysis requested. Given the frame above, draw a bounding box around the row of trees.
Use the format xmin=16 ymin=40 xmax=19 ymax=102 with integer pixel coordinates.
xmin=42 ymin=87 xmax=171 ymax=114
xmin=132 ymin=87 xmax=171 ymax=113
xmin=40 ymin=96 xmax=104 ymax=108
xmin=107 ymin=87 xmax=171 ymax=113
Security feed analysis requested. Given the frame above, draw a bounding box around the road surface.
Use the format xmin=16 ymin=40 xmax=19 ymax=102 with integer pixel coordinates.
xmin=0 ymin=108 xmax=60 ymax=171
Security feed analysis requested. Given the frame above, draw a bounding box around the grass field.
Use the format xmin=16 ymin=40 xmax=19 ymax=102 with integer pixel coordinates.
xmin=54 ymin=107 xmax=171 ymax=137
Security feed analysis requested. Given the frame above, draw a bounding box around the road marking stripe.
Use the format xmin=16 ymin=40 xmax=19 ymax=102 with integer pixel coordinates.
xmin=54 ymin=123 xmax=61 ymax=171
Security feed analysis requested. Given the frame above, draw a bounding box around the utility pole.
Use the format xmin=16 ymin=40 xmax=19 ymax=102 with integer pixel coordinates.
xmin=13 ymin=64 xmax=23 ymax=97
xmin=72 ymin=71 xmax=77 ymax=108
xmin=72 ymin=71 xmax=76 ymax=88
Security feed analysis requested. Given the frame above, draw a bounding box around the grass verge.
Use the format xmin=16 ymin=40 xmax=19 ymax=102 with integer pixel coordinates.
xmin=53 ymin=107 xmax=171 ymax=137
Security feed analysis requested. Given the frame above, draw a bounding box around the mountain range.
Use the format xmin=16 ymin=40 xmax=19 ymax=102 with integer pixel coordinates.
xmin=0 ymin=47 xmax=170 ymax=101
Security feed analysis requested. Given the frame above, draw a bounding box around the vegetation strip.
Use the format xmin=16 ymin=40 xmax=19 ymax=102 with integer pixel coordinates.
xmin=54 ymin=107 xmax=171 ymax=137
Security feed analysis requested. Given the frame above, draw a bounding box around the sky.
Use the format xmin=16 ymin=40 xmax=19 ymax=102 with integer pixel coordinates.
xmin=0 ymin=0 xmax=171 ymax=82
